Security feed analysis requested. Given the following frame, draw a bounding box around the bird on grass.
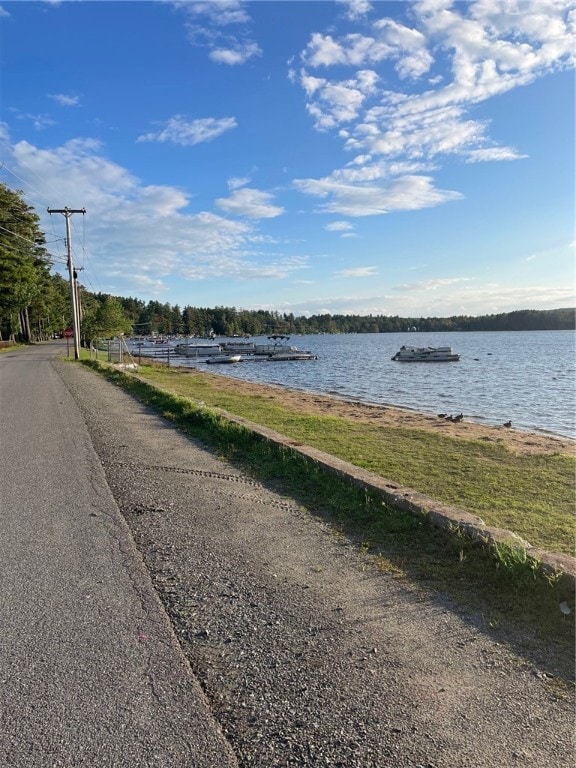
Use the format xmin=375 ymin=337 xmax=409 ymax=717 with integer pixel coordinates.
xmin=503 ymin=420 xmax=512 ymax=428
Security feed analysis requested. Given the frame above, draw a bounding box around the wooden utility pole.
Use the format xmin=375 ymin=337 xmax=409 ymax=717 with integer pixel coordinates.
xmin=47 ymin=207 xmax=86 ymax=359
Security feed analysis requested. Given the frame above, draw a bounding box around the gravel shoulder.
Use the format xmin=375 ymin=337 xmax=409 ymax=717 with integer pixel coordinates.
xmin=56 ymin=358 xmax=575 ymax=768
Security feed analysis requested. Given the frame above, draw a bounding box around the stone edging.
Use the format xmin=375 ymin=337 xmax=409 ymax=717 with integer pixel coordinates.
xmin=220 ymin=410 xmax=576 ymax=593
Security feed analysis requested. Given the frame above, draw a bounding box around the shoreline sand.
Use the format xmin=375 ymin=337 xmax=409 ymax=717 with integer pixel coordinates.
xmin=191 ymin=369 xmax=575 ymax=457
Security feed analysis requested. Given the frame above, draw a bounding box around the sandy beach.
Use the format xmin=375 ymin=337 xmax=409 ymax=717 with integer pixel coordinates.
xmin=196 ymin=370 xmax=575 ymax=457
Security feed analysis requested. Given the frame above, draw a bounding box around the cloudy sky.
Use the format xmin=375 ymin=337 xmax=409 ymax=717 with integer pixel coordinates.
xmin=1 ymin=0 xmax=574 ymax=317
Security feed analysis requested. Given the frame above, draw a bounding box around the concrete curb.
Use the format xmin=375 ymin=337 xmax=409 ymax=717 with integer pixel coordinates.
xmin=220 ymin=411 xmax=576 ymax=594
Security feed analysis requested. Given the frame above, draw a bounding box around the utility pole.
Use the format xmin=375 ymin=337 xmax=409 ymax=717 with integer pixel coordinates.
xmin=47 ymin=207 xmax=86 ymax=359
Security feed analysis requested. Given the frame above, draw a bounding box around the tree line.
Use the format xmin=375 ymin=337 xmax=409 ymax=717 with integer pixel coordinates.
xmin=1 ymin=182 xmax=574 ymax=343
xmin=109 ymin=301 xmax=575 ymax=337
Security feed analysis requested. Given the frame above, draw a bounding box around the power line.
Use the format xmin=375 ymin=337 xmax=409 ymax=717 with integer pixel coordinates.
xmin=0 ymin=156 xmax=64 ymax=214
xmin=0 ymin=237 xmax=67 ymax=265
xmin=0 ymin=223 xmax=63 ymax=247
xmin=2 ymin=162 xmax=104 ymax=298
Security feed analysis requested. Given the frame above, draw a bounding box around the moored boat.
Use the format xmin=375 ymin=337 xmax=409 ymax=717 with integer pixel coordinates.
xmin=253 ymin=335 xmax=317 ymax=358
xmin=173 ymin=343 xmax=223 ymax=357
xmin=173 ymin=335 xmax=318 ymax=362
xmin=391 ymin=345 xmax=460 ymax=362
xmin=266 ymin=351 xmax=318 ymax=361
xmin=221 ymin=341 xmax=256 ymax=354
xmin=206 ymin=354 xmax=242 ymax=364
xmin=253 ymin=335 xmax=295 ymax=355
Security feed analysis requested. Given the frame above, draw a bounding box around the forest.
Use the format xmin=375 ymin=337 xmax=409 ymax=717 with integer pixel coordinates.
xmin=1 ymin=182 xmax=574 ymax=344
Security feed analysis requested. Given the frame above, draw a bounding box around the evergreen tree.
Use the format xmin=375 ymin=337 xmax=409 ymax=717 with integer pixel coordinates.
xmin=0 ymin=183 xmax=50 ymax=341
xmin=82 ymin=295 xmax=132 ymax=344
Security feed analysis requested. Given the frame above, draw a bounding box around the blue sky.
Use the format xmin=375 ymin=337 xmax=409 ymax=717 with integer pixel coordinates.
xmin=1 ymin=0 xmax=574 ymax=318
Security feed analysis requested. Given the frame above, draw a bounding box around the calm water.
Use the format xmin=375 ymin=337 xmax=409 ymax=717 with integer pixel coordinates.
xmin=134 ymin=331 xmax=576 ymax=440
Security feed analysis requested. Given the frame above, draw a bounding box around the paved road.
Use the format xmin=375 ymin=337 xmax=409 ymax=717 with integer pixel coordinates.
xmin=0 ymin=342 xmax=237 ymax=767
xmin=1 ymin=342 xmax=574 ymax=768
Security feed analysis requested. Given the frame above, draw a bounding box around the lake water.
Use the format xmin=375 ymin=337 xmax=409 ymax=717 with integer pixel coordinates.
xmin=131 ymin=330 xmax=576 ymax=440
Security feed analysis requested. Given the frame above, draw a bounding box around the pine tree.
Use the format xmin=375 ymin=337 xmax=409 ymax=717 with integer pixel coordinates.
xmin=0 ymin=183 xmax=50 ymax=341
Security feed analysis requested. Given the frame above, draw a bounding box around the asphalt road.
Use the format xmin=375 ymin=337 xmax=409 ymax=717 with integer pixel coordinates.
xmin=1 ymin=342 xmax=574 ymax=768
xmin=0 ymin=342 xmax=237 ymax=767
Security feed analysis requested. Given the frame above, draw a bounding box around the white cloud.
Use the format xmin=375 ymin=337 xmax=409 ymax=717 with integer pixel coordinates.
xmin=300 ymin=73 xmax=325 ymax=97
xmin=335 ymin=266 xmax=378 ymax=277
xmin=341 ymin=156 xmax=437 ymax=180
xmin=346 ymin=102 xmax=489 ymax=159
xmin=396 ymin=277 xmax=472 ymax=291
xmin=294 ymin=172 xmax=462 ymax=216
xmin=386 ymin=282 xmax=576 ymax=316
xmin=306 ymin=82 xmax=365 ymax=129
xmin=372 ymin=18 xmax=433 ymax=78
xmin=295 ymin=0 xmax=575 ymax=208
xmin=302 ymin=17 xmax=433 ymax=77
xmin=126 ymin=273 xmax=168 ymax=295
xmin=337 ymin=0 xmax=373 ymax=21
xmin=301 ymin=69 xmax=379 ymax=130
xmin=181 ymin=253 xmax=308 ymax=280
xmin=325 ymin=221 xmax=354 ymax=231
xmin=209 ymin=42 xmax=261 ymax=65
xmin=266 ymin=294 xmax=395 ymax=317
xmin=49 ymin=93 xmax=80 ymax=107
xmin=177 ymin=0 xmax=261 ymax=65
xmin=465 ymin=147 xmax=527 ymax=162
xmin=2 ymin=133 xmax=305 ymax=297
xmin=275 ymin=283 xmax=575 ymax=318
xmin=215 ymin=187 xmax=284 ymax=218
xmin=179 ymin=1 xmax=250 ymax=27
xmin=137 ymin=115 xmax=237 ymax=146
xmin=303 ymin=34 xmax=348 ymax=67
xmin=228 ymin=176 xmax=251 ymax=190
xmin=11 ymin=110 xmax=57 ymax=131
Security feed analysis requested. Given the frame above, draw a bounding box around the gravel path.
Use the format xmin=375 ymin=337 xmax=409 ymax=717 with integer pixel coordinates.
xmin=56 ymin=359 xmax=574 ymax=768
